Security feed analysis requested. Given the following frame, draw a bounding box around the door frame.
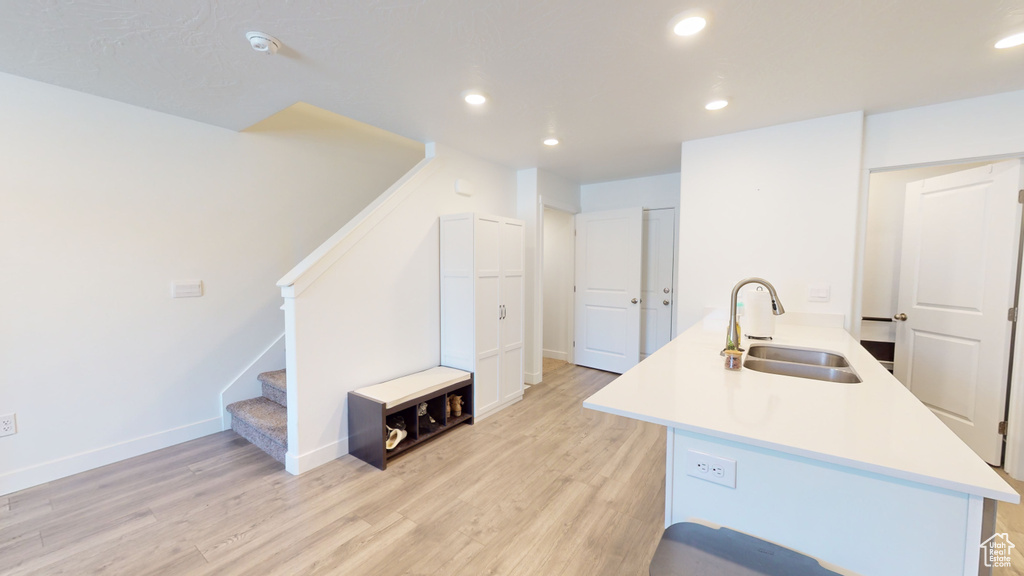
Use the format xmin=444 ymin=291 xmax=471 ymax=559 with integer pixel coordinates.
xmin=852 ymin=151 xmax=1024 ymax=478
xmin=540 ymin=197 xmax=579 ymax=366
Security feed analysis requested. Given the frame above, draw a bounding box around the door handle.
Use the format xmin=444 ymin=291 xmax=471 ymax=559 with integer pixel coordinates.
xmin=663 ymin=288 xmax=670 ymax=294
xmin=894 ymin=313 xmax=907 ymax=321
xmin=663 ymin=300 xmax=670 ymax=306
xmin=631 ymin=298 xmax=638 ymax=304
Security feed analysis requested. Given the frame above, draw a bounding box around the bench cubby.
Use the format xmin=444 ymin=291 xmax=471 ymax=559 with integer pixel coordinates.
xmin=348 ymin=366 xmax=474 ymax=470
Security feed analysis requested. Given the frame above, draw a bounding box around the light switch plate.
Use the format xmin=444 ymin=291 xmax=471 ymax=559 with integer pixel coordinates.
xmin=808 ymin=284 xmax=831 ymax=302
xmin=454 ymin=179 xmax=473 ymax=197
xmin=172 ymin=280 xmax=203 ymax=298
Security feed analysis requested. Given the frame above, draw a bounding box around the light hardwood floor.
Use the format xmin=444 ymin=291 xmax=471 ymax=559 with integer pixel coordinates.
xmin=8 ymin=360 xmax=1024 ymax=575
xmin=995 ymin=470 xmax=1024 ymax=576
xmin=0 ymin=362 xmax=666 ymax=575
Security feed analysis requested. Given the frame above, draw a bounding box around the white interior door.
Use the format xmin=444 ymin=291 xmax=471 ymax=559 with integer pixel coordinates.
xmin=894 ymin=160 xmax=1022 ymax=465
xmin=574 ymin=208 xmax=642 ymax=374
xmin=641 ymin=208 xmax=675 ymax=359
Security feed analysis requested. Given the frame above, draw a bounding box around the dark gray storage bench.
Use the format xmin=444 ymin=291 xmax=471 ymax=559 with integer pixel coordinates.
xmin=347 ymin=366 xmax=473 ymax=470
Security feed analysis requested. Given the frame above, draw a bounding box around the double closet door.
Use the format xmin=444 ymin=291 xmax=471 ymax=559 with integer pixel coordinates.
xmin=440 ymin=213 xmax=525 ymax=420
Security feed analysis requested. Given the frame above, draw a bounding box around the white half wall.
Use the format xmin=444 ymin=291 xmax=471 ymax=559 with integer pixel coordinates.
xmin=282 ymin=144 xmax=518 ymax=474
xmin=677 ymin=112 xmax=864 ymax=333
xmin=543 ymin=207 xmax=574 ymax=361
xmin=0 ymin=72 xmax=423 ymax=495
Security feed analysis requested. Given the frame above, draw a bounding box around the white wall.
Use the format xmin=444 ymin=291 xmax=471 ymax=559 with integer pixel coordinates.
xmin=0 ymin=73 xmax=423 ymax=495
xmin=863 ymin=89 xmax=1024 ymax=170
xmin=539 ymin=170 xmax=582 ymax=214
xmin=282 ymin=144 xmax=518 ymax=472
xmin=677 ymin=112 xmax=865 ymax=332
xmin=542 ymin=208 xmax=574 ymax=361
xmin=581 ymin=172 xmax=680 ymax=213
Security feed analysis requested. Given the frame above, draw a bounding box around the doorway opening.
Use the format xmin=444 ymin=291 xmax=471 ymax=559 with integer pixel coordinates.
xmin=860 ymin=159 xmax=1022 ymax=467
xmin=542 ymin=206 xmax=575 ymax=370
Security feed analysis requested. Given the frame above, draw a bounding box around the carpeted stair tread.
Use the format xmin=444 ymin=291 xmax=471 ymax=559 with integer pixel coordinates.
xmin=258 ymin=369 xmax=287 ymax=407
xmin=227 ymin=397 xmax=287 ymax=452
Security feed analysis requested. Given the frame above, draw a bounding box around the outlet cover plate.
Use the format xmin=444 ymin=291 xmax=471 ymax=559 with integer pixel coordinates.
xmin=685 ymin=449 xmax=736 ymax=488
xmin=0 ymin=413 xmax=16 ymax=437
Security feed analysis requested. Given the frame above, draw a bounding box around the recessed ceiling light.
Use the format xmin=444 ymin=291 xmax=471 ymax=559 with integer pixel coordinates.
xmin=705 ymin=99 xmax=729 ymax=111
xmin=674 ymin=16 xmax=707 ymax=36
xmin=995 ymin=32 xmax=1024 ymax=49
xmin=543 ymin=138 xmax=560 ymax=146
xmin=464 ymin=93 xmax=487 ymax=105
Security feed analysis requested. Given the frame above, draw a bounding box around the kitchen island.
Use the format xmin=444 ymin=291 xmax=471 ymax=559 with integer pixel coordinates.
xmin=583 ymin=321 xmax=1019 ymax=576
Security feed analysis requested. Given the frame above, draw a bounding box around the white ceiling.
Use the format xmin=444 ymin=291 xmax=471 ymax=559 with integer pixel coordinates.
xmin=3 ymin=1 xmax=1024 ymax=183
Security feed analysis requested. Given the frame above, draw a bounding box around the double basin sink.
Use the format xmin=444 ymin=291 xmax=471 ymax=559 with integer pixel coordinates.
xmin=742 ymin=344 xmax=862 ymax=383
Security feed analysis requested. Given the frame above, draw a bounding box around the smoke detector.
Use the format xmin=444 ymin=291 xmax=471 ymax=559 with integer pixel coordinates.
xmin=246 ymin=31 xmax=281 ymax=54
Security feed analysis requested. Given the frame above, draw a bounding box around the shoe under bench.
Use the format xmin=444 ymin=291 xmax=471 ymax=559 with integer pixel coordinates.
xmin=348 ymin=366 xmax=474 ymax=470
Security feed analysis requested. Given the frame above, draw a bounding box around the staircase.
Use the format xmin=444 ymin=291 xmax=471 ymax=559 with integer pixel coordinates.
xmin=226 ymin=369 xmax=287 ymax=463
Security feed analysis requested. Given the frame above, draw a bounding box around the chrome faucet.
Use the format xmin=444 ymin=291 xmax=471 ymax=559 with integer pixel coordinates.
xmin=726 ymin=278 xmax=785 ymax=351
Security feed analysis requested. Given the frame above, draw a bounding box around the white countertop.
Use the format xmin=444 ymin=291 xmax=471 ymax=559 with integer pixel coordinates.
xmin=583 ymin=321 xmax=1019 ymax=503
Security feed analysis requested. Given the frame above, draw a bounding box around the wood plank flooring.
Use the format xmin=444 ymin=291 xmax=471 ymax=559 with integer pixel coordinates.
xmin=995 ymin=469 xmax=1024 ymax=576
xmin=0 ymin=361 xmax=666 ymax=575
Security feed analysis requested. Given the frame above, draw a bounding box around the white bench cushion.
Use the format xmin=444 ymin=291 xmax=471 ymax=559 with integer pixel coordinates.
xmin=355 ymin=366 xmax=471 ymax=408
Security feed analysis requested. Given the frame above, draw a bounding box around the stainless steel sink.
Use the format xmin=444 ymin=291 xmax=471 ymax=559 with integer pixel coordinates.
xmin=746 ymin=344 xmax=850 ymax=368
xmin=743 ymin=345 xmax=861 ymax=383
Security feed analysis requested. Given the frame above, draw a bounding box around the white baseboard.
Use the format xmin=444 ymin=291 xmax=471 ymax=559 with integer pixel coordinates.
xmin=221 ymin=334 xmax=286 ymax=430
xmin=286 ymin=436 xmax=350 ymax=475
xmin=0 ymin=417 xmax=222 ymax=497
xmin=474 ymin=395 xmax=523 ymax=423
xmin=525 ymin=371 xmax=542 ymax=385
xmin=543 ymin=349 xmax=568 ymax=361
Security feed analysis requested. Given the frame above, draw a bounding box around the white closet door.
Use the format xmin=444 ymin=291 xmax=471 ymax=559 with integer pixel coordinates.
xmin=500 ymin=219 xmax=525 ymax=403
xmin=474 ymin=216 xmax=502 ymax=416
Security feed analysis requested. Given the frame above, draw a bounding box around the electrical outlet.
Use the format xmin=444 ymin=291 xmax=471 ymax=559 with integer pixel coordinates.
xmin=685 ymin=449 xmax=736 ymax=488
xmin=0 ymin=413 xmax=15 ymax=437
